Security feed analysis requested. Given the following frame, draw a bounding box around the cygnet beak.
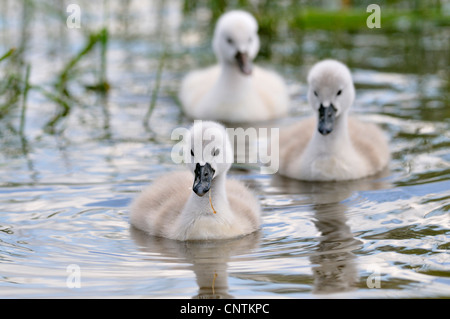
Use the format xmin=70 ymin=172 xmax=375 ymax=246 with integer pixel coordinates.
xmin=193 ymin=163 xmax=215 ymax=197
xmin=235 ymin=51 xmax=252 ymax=75
xmin=318 ymin=104 xmax=337 ymax=135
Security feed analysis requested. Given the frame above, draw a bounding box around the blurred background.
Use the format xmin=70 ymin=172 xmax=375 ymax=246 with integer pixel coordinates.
xmin=0 ymin=0 xmax=448 ymax=139
xmin=0 ymin=0 xmax=449 ymax=298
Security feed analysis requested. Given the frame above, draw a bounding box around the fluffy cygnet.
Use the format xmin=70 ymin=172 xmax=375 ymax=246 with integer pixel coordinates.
xmin=130 ymin=121 xmax=261 ymax=240
xmin=179 ymin=10 xmax=290 ymax=123
xmin=278 ymin=59 xmax=390 ymax=181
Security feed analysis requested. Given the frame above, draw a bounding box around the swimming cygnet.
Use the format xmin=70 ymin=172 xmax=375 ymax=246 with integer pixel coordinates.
xmin=130 ymin=121 xmax=261 ymax=240
xmin=278 ymin=59 xmax=390 ymax=181
xmin=179 ymin=10 xmax=289 ymax=123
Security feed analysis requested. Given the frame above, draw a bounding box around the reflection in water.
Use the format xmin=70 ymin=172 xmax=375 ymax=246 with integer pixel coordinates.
xmin=270 ymin=173 xmax=390 ymax=294
xmin=130 ymin=227 xmax=261 ymax=299
xmin=310 ymin=202 xmax=359 ymax=294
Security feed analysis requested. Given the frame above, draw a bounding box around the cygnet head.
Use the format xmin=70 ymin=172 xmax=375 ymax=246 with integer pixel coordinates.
xmin=212 ymin=10 xmax=260 ymax=75
xmin=184 ymin=121 xmax=233 ymax=196
xmin=307 ymin=59 xmax=355 ymax=135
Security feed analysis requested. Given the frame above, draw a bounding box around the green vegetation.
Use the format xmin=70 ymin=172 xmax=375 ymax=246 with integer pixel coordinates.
xmin=44 ymin=27 xmax=109 ymax=133
xmin=182 ymin=0 xmax=449 ymax=34
xmin=0 ymin=22 xmax=109 ymax=133
xmin=144 ymin=49 xmax=168 ymax=131
xmin=0 ymin=48 xmax=15 ymax=62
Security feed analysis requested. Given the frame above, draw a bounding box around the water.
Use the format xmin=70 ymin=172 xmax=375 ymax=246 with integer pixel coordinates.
xmin=0 ymin=1 xmax=449 ymax=298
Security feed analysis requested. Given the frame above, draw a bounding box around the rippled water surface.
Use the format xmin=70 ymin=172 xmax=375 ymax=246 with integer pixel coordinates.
xmin=0 ymin=1 xmax=449 ymax=298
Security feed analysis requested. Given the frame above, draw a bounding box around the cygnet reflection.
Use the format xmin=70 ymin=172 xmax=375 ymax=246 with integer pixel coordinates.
xmin=270 ymin=171 xmax=390 ymax=294
xmin=130 ymin=227 xmax=261 ymax=298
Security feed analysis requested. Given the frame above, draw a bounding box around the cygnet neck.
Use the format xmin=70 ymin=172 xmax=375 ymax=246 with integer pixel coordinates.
xmin=311 ymin=112 xmax=352 ymax=152
xmin=185 ymin=172 xmax=230 ymax=217
xmin=218 ymin=61 xmax=253 ymax=87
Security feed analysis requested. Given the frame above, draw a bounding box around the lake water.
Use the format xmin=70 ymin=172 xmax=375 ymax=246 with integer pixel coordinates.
xmin=0 ymin=1 xmax=449 ymax=298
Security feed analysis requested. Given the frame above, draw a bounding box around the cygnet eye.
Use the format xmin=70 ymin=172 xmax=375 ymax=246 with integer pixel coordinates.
xmin=226 ymin=37 xmax=233 ymax=45
xmin=190 ymin=149 xmax=194 ymax=157
xmin=337 ymin=89 xmax=342 ymax=96
xmin=314 ymin=91 xmax=318 ymax=97
xmin=212 ymin=148 xmax=220 ymax=157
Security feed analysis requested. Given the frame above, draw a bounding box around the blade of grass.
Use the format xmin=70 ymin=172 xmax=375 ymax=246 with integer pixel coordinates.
xmin=19 ymin=64 xmax=31 ymax=135
xmin=45 ymin=28 xmax=109 ymax=133
xmin=36 ymin=86 xmax=71 ymax=134
xmin=85 ymin=28 xmax=110 ymax=93
xmin=0 ymin=62 xmax=22 ymax=118
xmin=57 ymin=27 xmax=107 ymax=93
xmin=0 ymin=48 xmax=15 ymax=63
xmin=99 ymin=27 xmax=110 ymax=92
xmin=143 ymin=48 xmax=167 ymax=130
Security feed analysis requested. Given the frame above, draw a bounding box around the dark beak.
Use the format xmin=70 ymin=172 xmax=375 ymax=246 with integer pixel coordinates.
xmin=318 ymin=104 xmax=337 ymax=135
xmin=235 ymin=51 xmax=252 ymax=75
xmin=193 ymin=163 xmax=215 ymax=197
